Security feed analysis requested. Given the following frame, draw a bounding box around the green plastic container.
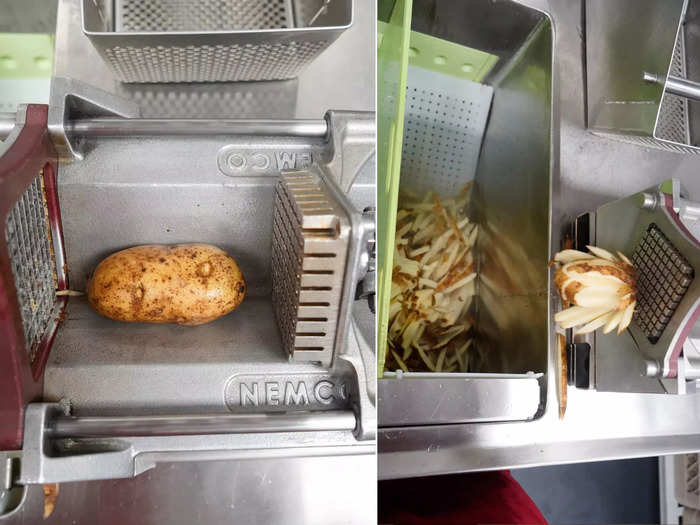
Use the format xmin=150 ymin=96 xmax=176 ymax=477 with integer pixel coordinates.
xmin=406 ymin=29 xmax=497 ymax=83
xmin=377 ymin=0 xmax=412 ymax=378
xmin=0 ymin=33 xmax=54 ymax=78
xmin=377 ymin=5 xmax=499 ymax=377
xmin=0 ymin=33 xmax=54 ymax=112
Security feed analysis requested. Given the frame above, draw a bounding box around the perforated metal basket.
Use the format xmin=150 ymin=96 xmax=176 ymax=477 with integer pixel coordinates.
xmin=82 ymin=0 xmax=353 ymax=83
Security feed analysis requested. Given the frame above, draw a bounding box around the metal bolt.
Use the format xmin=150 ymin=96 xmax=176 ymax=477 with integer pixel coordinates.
xmin=643 ymin=359 xmax=661 ymax=377
xmin=638 ymin=192 xmax=658 ymax=211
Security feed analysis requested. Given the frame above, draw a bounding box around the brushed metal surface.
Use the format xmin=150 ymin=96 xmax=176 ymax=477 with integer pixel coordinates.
xmin=586 ymin=0 xmax=685 ymax=136
xmin=3 ymin=455 xmax=376 ymax=525
xmin=472 ymin=18 xmax=552 ymax=377
xmin=378 ymin=374 xmax=541 ymax=426
xmin=44 ymin=298 xmax=345 ymax=414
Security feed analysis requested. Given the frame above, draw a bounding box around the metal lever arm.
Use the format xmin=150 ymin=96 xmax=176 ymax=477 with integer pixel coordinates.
xmin=644 ymin=72 xmax=700 ymax=102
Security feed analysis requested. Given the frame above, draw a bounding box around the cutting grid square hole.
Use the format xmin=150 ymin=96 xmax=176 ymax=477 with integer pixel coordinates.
xmin=632 ymin=223 xmax=694 ymax=343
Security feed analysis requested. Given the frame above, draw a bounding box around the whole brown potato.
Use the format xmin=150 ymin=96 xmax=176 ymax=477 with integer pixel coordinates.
xmin=87 ymin=243 xmax=245 ymax=325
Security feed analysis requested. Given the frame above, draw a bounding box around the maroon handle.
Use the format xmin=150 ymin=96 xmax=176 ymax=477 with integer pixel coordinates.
xmin=0 ymin=105 xmax=61 ymax=450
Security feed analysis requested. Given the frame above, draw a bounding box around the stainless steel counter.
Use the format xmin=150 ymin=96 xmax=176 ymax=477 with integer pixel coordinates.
xmin=4 ymin=456 xmax=377 ymax=524
xmin=379 ymin=0 xmax=700 ymax=479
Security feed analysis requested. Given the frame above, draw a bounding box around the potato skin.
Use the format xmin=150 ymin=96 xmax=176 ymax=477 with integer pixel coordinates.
xmin=87 ymin=244 xmax=245 ymax=325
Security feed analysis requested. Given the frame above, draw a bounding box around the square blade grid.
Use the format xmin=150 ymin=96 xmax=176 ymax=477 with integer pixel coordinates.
xmin=632 ymin=223 xmax=694 ymax=343
xmin=4 ymin=172 xmax=57 ymax=362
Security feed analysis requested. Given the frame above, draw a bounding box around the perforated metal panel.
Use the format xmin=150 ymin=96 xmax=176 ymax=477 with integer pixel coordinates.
xmin=656 ymin=26 xmax=690 ymax=145
xmin=102 ymin=41 xmax=329 ymax=83
xmin=119 ymin=81 xmax=297 ymax=118
xmin=4 ymin=172 xmax=57 ymax=362
xmin=83 ymin=0 xmax=350 ymax=83
xmin=400 ymin=66 xmax=493 ymax=196
xmin=271 ymin=170 xmax=350 ymax=366
xmin=632 ymin=223 xmax=694 ymax=343
xmin=116 ymin=0 xmax=294 ymax=31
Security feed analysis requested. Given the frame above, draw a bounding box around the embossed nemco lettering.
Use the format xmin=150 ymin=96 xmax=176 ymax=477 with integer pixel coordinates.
xmin=224 ymin=374 xmax=348 ymax=411
xmin=217 ymin=146 xmax=313 ymax=176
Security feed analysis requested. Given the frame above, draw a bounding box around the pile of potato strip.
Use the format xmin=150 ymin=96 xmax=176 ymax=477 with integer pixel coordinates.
xmin=386 ymin=185 xmax=476 ymax=373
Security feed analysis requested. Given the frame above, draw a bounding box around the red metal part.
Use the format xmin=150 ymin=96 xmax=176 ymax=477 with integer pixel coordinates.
xmin=663 ymin=193 xmax=699 ymax=379
xmin=0 ymin=105 xmax=61 ymax=450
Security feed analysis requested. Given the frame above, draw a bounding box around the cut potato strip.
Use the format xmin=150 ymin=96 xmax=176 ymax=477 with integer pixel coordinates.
xmin=618 ymin=301 xmax=635 ymax=334
xmin=617 ymin=251 xmax=633 ymax=265
xmin=436 ymin=348 xmax=447 ymax=372
xmin=576 ymin=311 xmax=615 ymax=334
xmin=553 ymin=249 xmax=594 ymax=264
xmin=387 ymin=189 xmax=476 ymax=373
xmin=603 ymin=309 xmax=625 ymax=334
xmin=557 ymin=306 xmax=612 ymax=329
xmin=415 ymin=343 xmax=436 ymax=371
xmin=586 ymin=245 xmax=616 ymax=261
xmin=391 ymin=349 xmax=409 ymax=372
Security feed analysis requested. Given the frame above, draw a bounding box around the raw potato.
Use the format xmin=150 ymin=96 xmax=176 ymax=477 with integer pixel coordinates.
xmin=87 ymin=244 xmax=245 ymax=325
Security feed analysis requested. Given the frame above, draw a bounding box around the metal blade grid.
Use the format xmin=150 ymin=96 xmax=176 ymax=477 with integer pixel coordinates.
xmin=632 ymin=223 xmax=694 ymax=343
xmin=4 ymin=172 xmax=57 ymax=362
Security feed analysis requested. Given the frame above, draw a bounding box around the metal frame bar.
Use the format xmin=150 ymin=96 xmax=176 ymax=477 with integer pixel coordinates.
xmin=1 ymin=116 xmax=329 ymax=140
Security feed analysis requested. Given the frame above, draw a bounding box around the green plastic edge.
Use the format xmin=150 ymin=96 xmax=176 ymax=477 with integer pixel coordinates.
xmin=0 ymin=33 xmax=54 ymax=78
xmin=660 ymin=179 xmax=674 ymax=195
xmin=377 ymin=0 xmax=413 ymax=378
xmin=408 ymin=30 xmax=498 ymax=82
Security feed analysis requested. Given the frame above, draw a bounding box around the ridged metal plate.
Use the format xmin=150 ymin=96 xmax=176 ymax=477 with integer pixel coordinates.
xmin=271 ymin=170 xmax=350 ymax=366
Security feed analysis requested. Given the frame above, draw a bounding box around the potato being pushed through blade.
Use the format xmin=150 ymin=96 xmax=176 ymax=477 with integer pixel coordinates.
xmin=550 ymin=247 xmax=637 ymax=334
